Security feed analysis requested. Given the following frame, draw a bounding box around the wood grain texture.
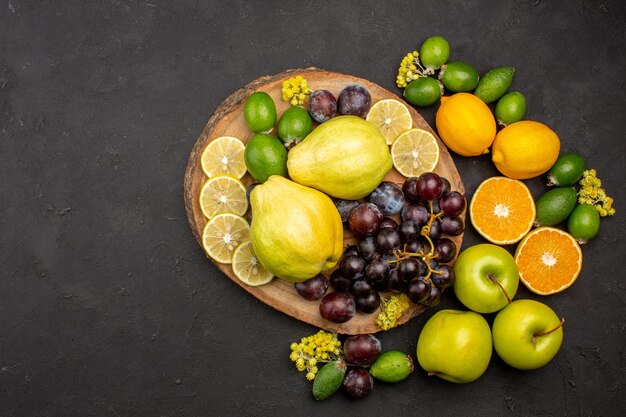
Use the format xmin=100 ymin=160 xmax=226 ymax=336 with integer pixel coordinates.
xmin=183 ymin=68 xmax=465 ymax=334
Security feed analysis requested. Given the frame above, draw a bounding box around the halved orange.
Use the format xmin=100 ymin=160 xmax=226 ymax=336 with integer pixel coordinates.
xmin=515 ymin=227 xmax=583 ymax=295
xmin=469 ymin=177 xmax=536 ymax=245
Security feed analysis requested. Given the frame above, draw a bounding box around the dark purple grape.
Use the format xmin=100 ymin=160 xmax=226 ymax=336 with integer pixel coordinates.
xmin=343 ymin=368 xmax=374 ymax=399
xmin=416 ymin=172 xmax=444 ymax=201
xmin=357 ymin=236 xmax=378 ymax=261
xmin=406 ymin=278 xmax=431 ymax=304
xmin=440 ymin=216 xmax=464 ymax=236
xmin=373 ymin=275 xmax=389 ymax=292
xmin=375 ymin=228 xmax=401 ymax=252
xmin=337 ymin=84 xmax=372 ymax=118
xmin=351 ymin=279 xmax=374 ymax=298
xmin=401 ymin=204 xmax=429 ymax=226
xmin=421 ymin=285 xmax=441 ymax=307
xmin=330 ymin=269 xmax=352 ymax=292
xmin=343 ymin=334 xmax=381 ymax=366
xmin=402 ymin=177 xmax=420 ymax=203
xmin=319 ymin=291 xmax=356 ymax=323
xmin=431 ymin=199 xmax=441 ymax=214
xmin=355 ymin=291 xmax=381 ymax=314
xmin=388 ymin=269 xmax=406 ymax=291
xmin=381 ymin=252 xmax=396 ymax=265
xmin=428 ymin=220 xmax=442 ymax=241
xmin=369 ymin=181 xmax=405 ymax=216
xmin=397 ymin=258 xmax=425 ymax=281
xmin=294 ymin=274 xmax=329 ymax=300
xmin=439 ymin=191 xmax=466 ymax=216
xmin=335 ymin=199 xmax=360 ymax=223
xmin=308 ymin=89 xmax=337 ymax=123
xmin=365 ymin=258 xmax=389 ymax=283
xmin=431 ymin=264 xmax=454 ymax=289
xmin=428 ymin=258 xmax=439 ymax=269
xmin=441 ymin=177 xmax=451 ymax=194
xmin=339 ymin=254 xmax=366 ymax=278
xmin=379 ymin=217 xmax=399 ymax=231
xmin=405 ymin=239 xmax=425 ymax=254
xmin=399 ymin=221 xmax=420 ymax=243
xmin=344 ymin=245 xmax=359 ymax=257
xmin=433 ymin=238 xmax=457 ymax=263
xmin=349 ymin=203 xmax=383 ymax=237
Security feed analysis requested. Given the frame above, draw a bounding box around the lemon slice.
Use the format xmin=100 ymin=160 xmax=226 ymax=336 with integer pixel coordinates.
xmin=391 ymin=128 xmax=440 ymax=177
xmin=201 ymin=136 xmax=246 ymax=179
xmin=366 ymin=99 xmax=413 ymax=145
xmin=231 ymin=240 xmax=274 ymax=286
xmin=199 ymin=175 xmax=248 ymax=219
xmin=202 ymin=213 xmax=251 ymax=264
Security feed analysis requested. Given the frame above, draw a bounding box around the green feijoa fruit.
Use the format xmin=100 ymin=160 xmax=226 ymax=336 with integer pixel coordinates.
xmin=547 ymin=153 xmax=586 ymax=186
xmin=438 ymin=61 xmax=480 ymax=92
xmin=535 ymin=187 xmax=578 ymax=227
xmin=568 ymin=204 xmax=600 ymax=244
xmin=495 ymin=91 xmax=527 ymax=127
xmin=244 ymin=91 xmax=277 ymax=133
xmin=474 ymin=66 xmax=515 ymax=104
xmin=312 ymin=359 xmax=347 ymax=400
xmin=419 ymin=36 xmax=450 ymax=71
xmin=369 ymin=351 xmax=414 ymax=383
xmin=244 ymin=133 xmax=287 ymax=183
xmin=404 ymin=77 xmax=443 ymax=107
xmin=277 ymin=106 xmax=313 ymax=148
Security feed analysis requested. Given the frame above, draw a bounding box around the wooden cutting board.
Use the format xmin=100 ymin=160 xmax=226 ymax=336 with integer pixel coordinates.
xmin=183 ymin=68 xmax=465 ymax=334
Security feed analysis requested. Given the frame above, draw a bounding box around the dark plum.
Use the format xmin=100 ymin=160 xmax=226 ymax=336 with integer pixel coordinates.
xmin=402 ymin=177 xmax=420 ymax=203
xmin=379 ymin=217 xmax=399 ymax=231
xmin=357 ymin=236 xmax=378 ymax=261
xmin=294 ymin=274 xmax=329 ymax=300
xmin=431 ymin=264 xmax=454 ymax=289
xmin=375 ymin=228 xmax=401 ymax=252
xmin=308 ymin=89 xmax=337 ymax=123
xmin=369 ymin=181 xmax=405 ymax=216
xmin=416 ymin=172 xmax=444 ymax=200
xmin=330 ymin=269 xmax=352 ymax=292
xmin=439 ymin=191 xmax=466 ymax=216
xmin=399 ymin=221 xmax=420 ymax=243
xmin=406 ymin=278 xmax=431 ymax=304
xmin=344 ymin=334 xmax=382 ymax=365
xmin=335 ymin=199 xmax=360 ymax=223
xmin=349 ymin=203 xmax=383 ymax=237
xmin=343 ymin=368 xmax=374 ymax=399
xmin=319 ymin=291 xmax=356 ymax=323
xmin=339 ymin=254 xmax=366 ymax=278
xmin=355 ymin=291 xmax=381 ymax=314
xmin=433 ymin=238 xmax=457 ymax=263
xmin=401 ymin=204 xmax=429 ymax=227
xmin=440 ymin=216 xmax=464 ymax=236
xmin=337 ymin=84 xmax=372 ymax=118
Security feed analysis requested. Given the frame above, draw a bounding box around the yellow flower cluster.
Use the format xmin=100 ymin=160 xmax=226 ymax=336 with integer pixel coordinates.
xmin=579 ymin=169 xmax=615 ymax=217
xmin=376 ymin=293 xmax=411 ymax=330
xmin=396 ymin=51 xmax=423 ymax=88
xmin=289 ymin=330 xmax=342 ymax=381
xmin=281 ymin=75 xmax=312 ymax=106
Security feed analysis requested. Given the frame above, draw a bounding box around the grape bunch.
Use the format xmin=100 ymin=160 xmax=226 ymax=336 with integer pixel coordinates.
xmin=295 ymin=172 xmax=466 ymax=325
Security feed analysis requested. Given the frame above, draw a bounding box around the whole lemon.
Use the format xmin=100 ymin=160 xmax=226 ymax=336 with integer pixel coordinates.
xmin=491 ymin=120 xmax=560 ymax=179
xmin=435 ymin=93 xmax=497 ymax=156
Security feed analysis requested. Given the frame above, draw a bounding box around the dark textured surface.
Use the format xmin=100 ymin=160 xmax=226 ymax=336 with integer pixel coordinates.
xmin=1 ymin=1 xmax=625 ymax=416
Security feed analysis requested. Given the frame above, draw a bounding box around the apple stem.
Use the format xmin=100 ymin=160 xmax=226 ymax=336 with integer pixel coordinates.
xmin=488 ymin=274 xmax=512 ymax=304
xmin=534 ymin=318 xmax=565 ymax=340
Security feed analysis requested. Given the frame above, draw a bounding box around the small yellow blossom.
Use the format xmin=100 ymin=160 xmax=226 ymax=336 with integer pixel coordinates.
xmin=578 ymin=169 xmax=615 ymax=217
xmin=288 ymin=330 xmax=343 ymax=381
xmin=282 ymin=76 xmax=312 ymax=105
xmin=376 ymin=293 xmax=411 ymax=330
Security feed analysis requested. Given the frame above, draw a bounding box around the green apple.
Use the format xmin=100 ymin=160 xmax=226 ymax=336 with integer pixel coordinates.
xmin=492 ymin=299 xmax=564 ymax=370
xmin=453 ymin=244 xmax=519 ymax=313
xmin=416 ymin=309 xmax=492 ymax=383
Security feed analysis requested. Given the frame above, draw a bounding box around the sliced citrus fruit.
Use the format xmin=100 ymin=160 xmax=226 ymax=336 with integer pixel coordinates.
xmin=202 ymin=213 xmax=251 ymax=264
xmin=469 ymin=177 xmax=535 ymax=245
xmin=390 ymin=128 xmax=440 ymax=177
xmin=515 ymin=227 xmax=583 ymax=295
xmin=200 ymin=136 xmax=246 ymax=179
xmin=231 ymin=240 xmax=274 ymax=286
xmin=199 ymin=175 xmax=248 ymax=219
xmin=366 ymin=99 xmax=413 ymax=144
